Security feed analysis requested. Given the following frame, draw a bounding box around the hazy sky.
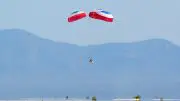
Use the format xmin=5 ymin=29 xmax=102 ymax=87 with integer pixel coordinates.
xmin=0 ymin=0 xmax=180 ymax=46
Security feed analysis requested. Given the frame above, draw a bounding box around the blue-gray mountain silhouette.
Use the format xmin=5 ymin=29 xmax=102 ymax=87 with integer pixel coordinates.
xmin=0 ymin=29 xmax=179 ymax=99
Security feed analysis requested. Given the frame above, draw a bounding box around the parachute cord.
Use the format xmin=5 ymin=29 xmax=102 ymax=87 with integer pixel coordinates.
xmin=86 ymin=15 xmax=95 ymax=63
xmin=87 ymin=16 xmax=91 ymax=63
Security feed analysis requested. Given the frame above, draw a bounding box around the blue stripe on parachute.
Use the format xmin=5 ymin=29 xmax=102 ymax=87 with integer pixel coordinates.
xmin=100 ymin=10 xmax=111 ymax=14
xmin=71 ymin=11 xmax=79 ymax=14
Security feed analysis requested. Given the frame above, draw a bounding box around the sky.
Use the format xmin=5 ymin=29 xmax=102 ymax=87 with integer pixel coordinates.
xmin=0 ymin=0 xmax=180 ymax=46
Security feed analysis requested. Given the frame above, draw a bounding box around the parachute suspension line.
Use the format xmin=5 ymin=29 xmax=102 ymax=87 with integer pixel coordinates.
xmin=86 ymin=9 xmax=114 ymax=64
xmin=87 ymin=14 xmax=94 ymax=64
xmin=67 ymin=10 xmax=87 ymax=67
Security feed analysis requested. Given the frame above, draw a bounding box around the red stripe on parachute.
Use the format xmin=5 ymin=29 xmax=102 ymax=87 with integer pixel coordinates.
xmin=89 ymin=9 xmax=113 ymax=22
xmin=68 ymin=11 xmax=87 ymax=22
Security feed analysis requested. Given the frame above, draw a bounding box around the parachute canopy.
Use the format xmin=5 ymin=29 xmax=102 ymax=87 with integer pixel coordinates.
xmin=89 ymin=9 xmax=113 ymax=22
xmin=68 ymin=10 xmax=87 ymax=22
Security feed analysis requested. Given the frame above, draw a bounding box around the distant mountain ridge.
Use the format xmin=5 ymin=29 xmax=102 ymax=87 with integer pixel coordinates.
xmin=0 ymin=29 xmax=179 ymax=99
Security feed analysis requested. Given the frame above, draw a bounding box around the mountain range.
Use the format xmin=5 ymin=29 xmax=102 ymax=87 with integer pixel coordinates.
xmin=0 ymin=29 xmax=180 ymax=99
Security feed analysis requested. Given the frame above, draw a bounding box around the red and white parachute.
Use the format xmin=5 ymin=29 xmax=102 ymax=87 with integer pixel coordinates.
xmin=67 ymin=9 xmax=113 ymax=23
xmin=89 ymin=9 xmax=113 ymax=22
xmin=67 ymin=9 xmax=114 ymax=64
xmin=68 ymin=10 xmax=87 ymax=22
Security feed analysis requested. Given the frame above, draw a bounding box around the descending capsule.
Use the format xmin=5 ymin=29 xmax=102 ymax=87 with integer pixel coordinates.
xmin=68 ymin=10 xmax=87 ymax=22
xmin=89 ymin=9 xmax=113 ymax=22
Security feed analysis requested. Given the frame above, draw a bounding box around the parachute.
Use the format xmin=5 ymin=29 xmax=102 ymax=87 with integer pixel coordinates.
xmin=89 ymin=9 xmax=113 ymax=22
xmin=67 ymin=9 xmax=114 ymax=64
xmin=68 ymin=10 xmax=87 ymax=22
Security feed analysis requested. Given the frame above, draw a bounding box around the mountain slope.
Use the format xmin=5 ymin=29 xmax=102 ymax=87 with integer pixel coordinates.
xmin=0 ymin=29 xmax=180 ymax=99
